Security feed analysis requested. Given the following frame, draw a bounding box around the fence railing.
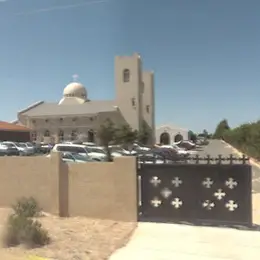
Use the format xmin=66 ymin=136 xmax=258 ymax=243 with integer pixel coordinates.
xmin=137 ymin=154 xmax=250 ymax=165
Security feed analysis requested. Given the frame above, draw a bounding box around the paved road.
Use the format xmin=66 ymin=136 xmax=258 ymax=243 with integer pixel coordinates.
xmin=197 ymin=140 xmax=260 ymax=193
xmin=197 ymin=139 xmax=242 ymax=157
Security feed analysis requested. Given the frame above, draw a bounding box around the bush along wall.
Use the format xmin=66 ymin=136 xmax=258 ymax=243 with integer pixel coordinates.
xmin=222 ymin=121 xmax=260 ymax=160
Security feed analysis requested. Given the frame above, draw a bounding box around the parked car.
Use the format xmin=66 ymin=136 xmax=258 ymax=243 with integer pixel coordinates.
xmin=24 ymin=142 xmax=36 ymax=153
xmin=108 ymin=145 xmax=137 ymax=157
xmin=177 ymin=140 xmax=196 ymax=150
xmin=133 ymin=142 xmax=151 ymax=152
xmin=52 ymin=143 xmax=106 ymax=161
xmin=138 ymin=148 xmax=187 ymax=163
xmin=0 ymin=142 xmax=20 ymax=156
xmin=196 ymin=138 xmax=209 ymax=146
xmin=85 ymin=146 xmax=108 ymax=161
xmin=2 ymin=142 xmax=31 ymax=156
xmin=40 ymin=144 xmax=53 ymax=154
xmin=137 ymin=152 xmax=171 ymax=164
xmin=18 ymin=142 xmax=35 ymax=155
xmin=83 ymin=142 xmax=97 ymax=147
xmin=47 ymin=152 xmax=94 ymax=163
xmin=160 ymin=144 xmax=191 ymax=156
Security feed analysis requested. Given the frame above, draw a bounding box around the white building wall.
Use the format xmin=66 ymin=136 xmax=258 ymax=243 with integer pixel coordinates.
xmin=156 ymin=125 xmax=189 ymax=144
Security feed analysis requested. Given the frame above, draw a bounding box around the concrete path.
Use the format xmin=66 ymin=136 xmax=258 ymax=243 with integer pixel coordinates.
xmin=110 ymin=222 xmax=260 ymax=260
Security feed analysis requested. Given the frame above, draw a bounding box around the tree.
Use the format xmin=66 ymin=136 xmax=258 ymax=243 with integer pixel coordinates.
xmin=188 ymin=130 xmax=197 ymax=143
xmin=203 ymin=129 xmax=209 ymax=138
xmin=115 ymin=124 xmax=138 ymax=149
xmin=138 ymin=121 xmax=152 ymax=145
xmin=213 ymin=119 xmax=230 ymax=139
xmin=219 ymin=119 xmax=260 ymax=160
xmin=97 ymin=119 xmax=116 ymax=161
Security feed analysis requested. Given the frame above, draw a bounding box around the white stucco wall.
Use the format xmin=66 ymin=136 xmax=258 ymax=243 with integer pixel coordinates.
xmin=156 ymin=124 xmax=189 ymax=144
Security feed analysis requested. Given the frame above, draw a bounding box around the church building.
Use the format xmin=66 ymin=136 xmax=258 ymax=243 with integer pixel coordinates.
xmin=13 ymin=53 xmax=155 ymax=144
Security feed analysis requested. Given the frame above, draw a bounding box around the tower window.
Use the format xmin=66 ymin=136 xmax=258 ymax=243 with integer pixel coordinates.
xmin=71 ymin=130 xmax=77 ymax=140
xmin=59 ymin=130 xmax=64 ymax=141
xmin=44 ymin=130 xmax=50 ymax=137
xmin=141 ymin=82 xmax=144 ymax=93
xmin=146 ymin=105 xmax=150 ymax=113
xmin=31 ymin=131 xmax=37 ymax=141
xmin=131 ymin=97 xmax=136 ymax=107
xmin=123 ymin=69 xmax=130 ymax=82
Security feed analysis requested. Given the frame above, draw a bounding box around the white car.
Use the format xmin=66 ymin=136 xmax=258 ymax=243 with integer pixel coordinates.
xmin=83 ymin=142 xmax=97 ymax=147
xmin=20 ymin=142 xmax=35 ymax=155
xmin=52 ymin=143 xmax=107 ymax=161
xmin=137 ymin=153 xmax=171 ymax=164
xmin=47 ymin=152 xmax=92 ymax=163
xmin=108 ymin=146 xmax=137 ymax=157
xmin=2 ymin=142 xmax=31 ymax=156
xmin=160 ymin=144 xmax=189 ymax=155
xmin=85 ymin=146 xmax=108 ymax=161
xmin=133 ymin=143 xmax=151 ymax=152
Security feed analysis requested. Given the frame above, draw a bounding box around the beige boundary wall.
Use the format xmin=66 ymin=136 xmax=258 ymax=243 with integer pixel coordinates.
xmin=0 ymin=153 xmax=137 ymax=222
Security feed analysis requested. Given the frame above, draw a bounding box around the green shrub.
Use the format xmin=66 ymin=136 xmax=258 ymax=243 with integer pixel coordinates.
xmin=223 ymin=121 xmax=260 ymax=159
xmin=2 ymin=214 xmax=50 ymax=248
xmin=12 ymin=197 xmax=42 ymax=218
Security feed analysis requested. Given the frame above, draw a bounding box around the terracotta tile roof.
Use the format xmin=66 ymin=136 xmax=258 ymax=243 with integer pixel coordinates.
xmin=0 ymin=121 xmax=31 ymax=132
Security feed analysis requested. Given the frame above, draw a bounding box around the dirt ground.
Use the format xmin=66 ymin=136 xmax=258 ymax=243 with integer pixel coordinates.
xmin=0 ymin=208 xmax=136 ymax=260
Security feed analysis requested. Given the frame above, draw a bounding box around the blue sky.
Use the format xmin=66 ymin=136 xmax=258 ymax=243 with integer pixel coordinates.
xmin=0 ymin=0 xmax=260 ymax=133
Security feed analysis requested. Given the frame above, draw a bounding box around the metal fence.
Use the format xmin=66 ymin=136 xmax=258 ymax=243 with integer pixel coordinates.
xmin=137 ymin=155 xmax=252 ymax=227
xmin=137 ymin=153 xmax=250 ymax=165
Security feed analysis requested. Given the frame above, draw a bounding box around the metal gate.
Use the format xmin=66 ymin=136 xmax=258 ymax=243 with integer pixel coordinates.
xmin=137 ymin=156 xmax=252 ymax=227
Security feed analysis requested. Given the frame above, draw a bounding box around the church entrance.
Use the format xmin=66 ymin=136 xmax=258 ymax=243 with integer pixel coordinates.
xmin=88 ymin=130 xmax=95 ymax=143
xmin=160 ymin=132 xmax=170 ymax=145
xmin=174 ymin=133 xmax=183 ymax=143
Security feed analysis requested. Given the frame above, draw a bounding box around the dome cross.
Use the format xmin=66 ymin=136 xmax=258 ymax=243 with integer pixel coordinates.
xmin=72 ymin=74 xmax=79 ymax=82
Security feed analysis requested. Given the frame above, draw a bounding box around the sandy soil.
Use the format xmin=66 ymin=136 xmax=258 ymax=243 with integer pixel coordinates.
xmin=0 ymin=208 xmax=136 ymax=260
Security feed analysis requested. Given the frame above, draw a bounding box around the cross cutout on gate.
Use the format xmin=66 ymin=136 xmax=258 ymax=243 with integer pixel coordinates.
xmin=225 ymin=200 xmax=238 ymax=211
xmin=202 ymin=177 xmax=213 ymax=188
xmin=225 ymin=178 xmax=238 ymax=189
xmin=160 ymin=188 xmax=172 ymax=199
xmin=171 ymin=198 xmax=183 ymax=208
xmin=150 ymin=176 xmax=161 ymax=187
xmin=171 ymin=177 xmax=182 ymax=187
xmin=202 ymin=200 xmax=215 ymax=210
xmin=214 ymin=189 xmax=226 ymax=200
xmin=150 ymin=197 xmax=162 ymax=207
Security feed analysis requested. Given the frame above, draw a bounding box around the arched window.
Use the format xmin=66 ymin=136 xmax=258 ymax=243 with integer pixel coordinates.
xmin=59 ymin=130 xmax=64 ymax=142
xmin=71 ymin=130 xmax=77 ymax=141
xmin=160 ymin=132 xmax=170 ymax=145
xmin=174 ymin=133 xmax=183 ymax=143
xmin=123 ymin=69 xmax=130 ymax=82
xmin=88 ymin=129 xmax=95 ymax=143
xmin=44 ymin=130 xmax=50 ymax=137
xmin=31 ymin=131 xmax=37 ymax=141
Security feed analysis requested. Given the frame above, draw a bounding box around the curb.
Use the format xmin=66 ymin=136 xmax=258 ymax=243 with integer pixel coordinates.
xmin=222 ymin=140 xmax=260 ymax=169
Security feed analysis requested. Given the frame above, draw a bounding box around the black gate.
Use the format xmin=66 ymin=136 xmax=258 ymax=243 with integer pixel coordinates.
xmin=137 ymin=156 xmax=252 ymax=227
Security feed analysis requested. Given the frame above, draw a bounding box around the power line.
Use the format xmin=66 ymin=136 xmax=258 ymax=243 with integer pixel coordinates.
xmin=15 ymin=0 xmax=110 ymax=16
